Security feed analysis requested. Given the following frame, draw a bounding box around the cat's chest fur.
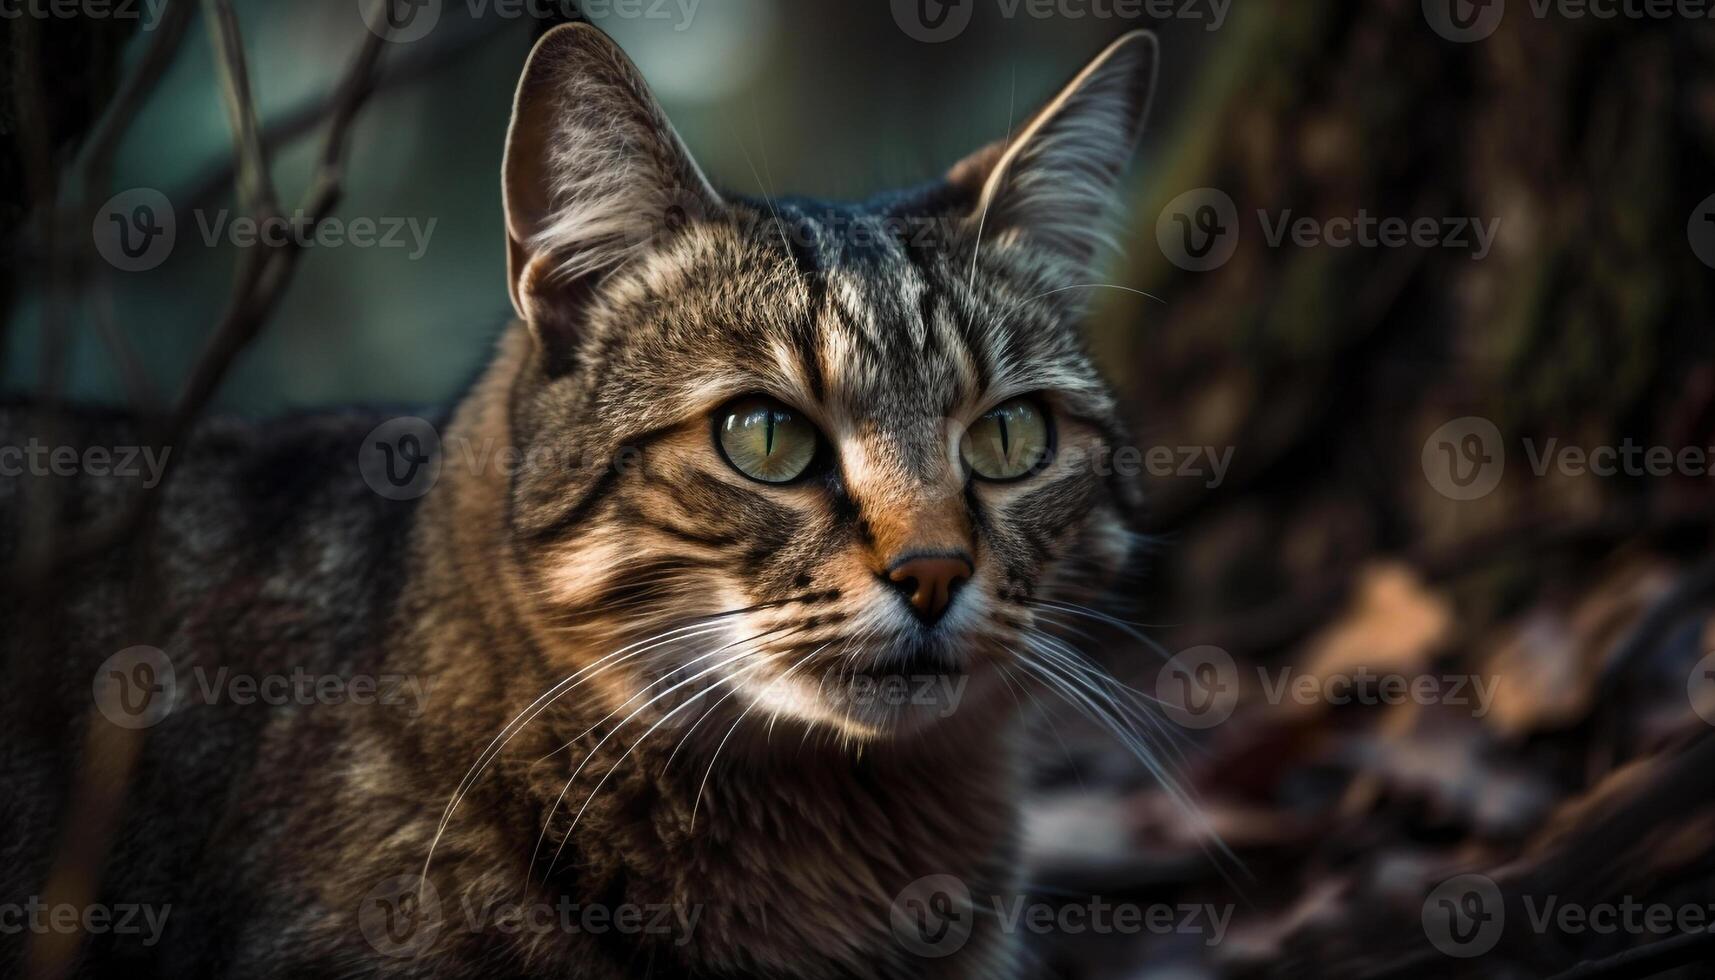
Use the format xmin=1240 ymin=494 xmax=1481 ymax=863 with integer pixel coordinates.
xmin=412 ymin=715 xmax=1027 ymax=978
xmin=276 ymin=690 xmax=1024 ymax=979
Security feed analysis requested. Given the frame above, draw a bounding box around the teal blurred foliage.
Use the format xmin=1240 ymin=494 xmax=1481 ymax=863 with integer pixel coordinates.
xmin=6 ymin=0 xmax=1195 ymax=414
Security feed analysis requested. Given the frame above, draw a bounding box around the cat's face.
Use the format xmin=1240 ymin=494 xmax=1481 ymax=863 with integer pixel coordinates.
xmin=499 ymin=26 xmax=1156 ymax=740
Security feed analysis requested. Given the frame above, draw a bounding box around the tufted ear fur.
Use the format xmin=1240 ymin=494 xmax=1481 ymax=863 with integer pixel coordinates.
xmin=502 ymin=24 xmax=724 ymax=360
xmin=948 ymin=31 xmax=1159 ymax=271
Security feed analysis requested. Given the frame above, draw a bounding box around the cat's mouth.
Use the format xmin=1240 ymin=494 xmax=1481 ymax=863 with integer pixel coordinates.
xmin=765 ymin=632 xmax=1006 ymax=741
xmin=861 ymin=639 xmax=961 ymax=679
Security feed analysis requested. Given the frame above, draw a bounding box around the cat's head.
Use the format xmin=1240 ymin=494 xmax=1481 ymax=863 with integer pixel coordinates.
xmin=497 ymin=25 xmax=1155 ymax=740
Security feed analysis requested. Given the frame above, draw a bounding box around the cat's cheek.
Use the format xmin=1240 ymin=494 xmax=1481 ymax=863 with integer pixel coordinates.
xmin=1037 ymin=506 xmax=1134 ymax=603
xmin=527 ymin=534 xmax=630 ymax=608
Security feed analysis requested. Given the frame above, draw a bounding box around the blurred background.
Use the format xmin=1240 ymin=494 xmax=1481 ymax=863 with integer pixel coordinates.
xmin=6 ymin=0 xmax=1715 ymax=976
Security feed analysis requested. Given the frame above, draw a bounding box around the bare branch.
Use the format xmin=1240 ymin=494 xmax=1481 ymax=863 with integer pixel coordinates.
xmin=181 ymin=14 xmax=508 ymax=216
xmin=201 ymin=0 xmax=277 ymax=217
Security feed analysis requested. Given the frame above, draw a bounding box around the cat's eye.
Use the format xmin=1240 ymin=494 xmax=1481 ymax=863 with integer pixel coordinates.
xmin=716 ymin=396 xmax=820 ymax=484
xmin=961 ymin=398 xmax=1053 ymax=482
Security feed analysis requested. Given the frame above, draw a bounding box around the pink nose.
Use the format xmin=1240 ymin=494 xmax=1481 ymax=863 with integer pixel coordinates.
xmin=887 ymin=554 xmax=973 ymax=625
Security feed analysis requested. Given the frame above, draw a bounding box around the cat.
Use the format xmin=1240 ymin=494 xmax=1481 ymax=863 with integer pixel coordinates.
xmin=1 ymin=23 xmax=1158 ymax=979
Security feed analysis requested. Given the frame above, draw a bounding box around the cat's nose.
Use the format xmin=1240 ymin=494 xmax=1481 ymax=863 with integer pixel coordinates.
xmin=886 ymin=553 xmax=974 ymax=626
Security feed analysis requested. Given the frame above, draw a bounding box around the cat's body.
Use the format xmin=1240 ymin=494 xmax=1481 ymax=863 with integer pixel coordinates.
xmin=0 ymin=405 xmax=425 ymax=973
xmin=3 ymin=24 xmax=1159 ymax=979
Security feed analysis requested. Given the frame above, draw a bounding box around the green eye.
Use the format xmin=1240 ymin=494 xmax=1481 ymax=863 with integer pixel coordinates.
xmin=717 ymin=396 xmax=820 ymax=484
xmin=961 ymin=398 xmax=1052 ymax=481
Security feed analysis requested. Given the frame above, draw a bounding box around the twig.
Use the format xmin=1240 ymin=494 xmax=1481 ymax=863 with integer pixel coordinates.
xmin=166 ymin=0 xmax=390 ymax=437
xmin=180 ymin=14 xmax=509 ymax=216
xmin=78 ymin=0 xmax=196 ymax=419
xmin=201 ymin=0 xmax=277 ymax=218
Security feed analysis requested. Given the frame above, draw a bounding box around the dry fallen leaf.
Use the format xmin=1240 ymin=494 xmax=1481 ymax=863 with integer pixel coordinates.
xmin=1295 ymin=563 xmax=1454 ymax=709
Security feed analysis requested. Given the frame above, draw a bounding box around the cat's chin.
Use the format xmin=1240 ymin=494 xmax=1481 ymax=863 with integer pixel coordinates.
xmin=742 ymin=658 xmax=1010 ymax=743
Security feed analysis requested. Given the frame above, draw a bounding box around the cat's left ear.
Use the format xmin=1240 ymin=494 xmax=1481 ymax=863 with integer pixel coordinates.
xmin=948 ymin=31 xmax=1159 ymax=270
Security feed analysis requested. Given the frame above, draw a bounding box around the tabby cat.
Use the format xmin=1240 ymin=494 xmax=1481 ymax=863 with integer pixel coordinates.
xmin=1 ymin=24 xmax=1159 ymax=979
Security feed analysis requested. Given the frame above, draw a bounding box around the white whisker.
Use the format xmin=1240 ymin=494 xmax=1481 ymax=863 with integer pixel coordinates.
xmin=524 ymin=625 xmax=796 ymax=888
xmin=545 ymin=650 xmax=785 ymax=878
xmin=420 ymin=615 xmax=745 ymax=892
xmin=689 ymin=644 xmax=826 ymax=832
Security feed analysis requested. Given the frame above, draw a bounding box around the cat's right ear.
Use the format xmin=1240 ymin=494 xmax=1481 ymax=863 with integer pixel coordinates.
xmin=947 ymin=31 xmax=1158 ymax=274
xmin=502 ymin=24 xmax=723 ymax=359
